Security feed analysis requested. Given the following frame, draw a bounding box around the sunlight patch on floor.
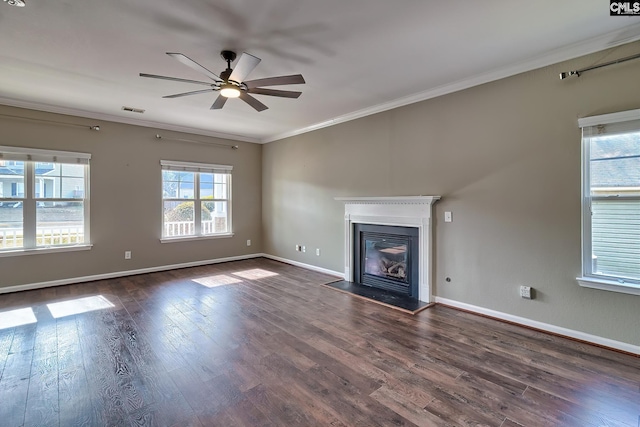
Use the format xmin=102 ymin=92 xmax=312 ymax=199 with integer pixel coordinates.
xmin=193 ymin=274 xmax=243 ymax=288
xmin=47 ymin=295 xmax=115 ymax=319
xmin=232 ymin=268 xmax=279 ymax=279
xmin=0 ymin=307 xmax=37 ymax=330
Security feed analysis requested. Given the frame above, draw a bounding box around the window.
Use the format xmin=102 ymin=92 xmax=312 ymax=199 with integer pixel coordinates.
xmin=0 ymin=146 xmax=90 ymax=253
xmin=578 ymin=110 xmax=640 ymax=295
xmin=161 ymin=160 xmax=232 ymax=240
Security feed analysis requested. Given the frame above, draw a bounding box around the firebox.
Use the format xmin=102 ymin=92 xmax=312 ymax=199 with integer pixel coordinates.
xmin=353 ymin=223 xmax=419 ymax=298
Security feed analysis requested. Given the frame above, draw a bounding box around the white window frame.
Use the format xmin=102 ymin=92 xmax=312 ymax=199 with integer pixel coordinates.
xmin=577 ymin=109 xmax=640 ymax=296
xmin=160 ymin=160 xmax=233 ymax=243
xmin=0 ymin=145 xmax=91 ymax=257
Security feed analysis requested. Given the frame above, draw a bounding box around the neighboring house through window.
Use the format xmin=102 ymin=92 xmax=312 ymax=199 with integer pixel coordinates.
xmin=0 ymin=146 xmax=90 ymax=253
xmin=578 ymin=109 xmax=640 ymax=295
xmin=161 ymin=160 xmax=232 ymax=241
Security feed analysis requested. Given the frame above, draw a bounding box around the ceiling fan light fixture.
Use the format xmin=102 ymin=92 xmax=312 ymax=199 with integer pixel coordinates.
xmin=220 ymin=84 xmax=241 ymax=98
xmin=3 ymin=0 xmax=26 ymax=6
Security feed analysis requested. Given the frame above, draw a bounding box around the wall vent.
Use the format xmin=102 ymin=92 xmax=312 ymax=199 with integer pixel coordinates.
xmin=121 ymin=106 xmax=145 ymax=114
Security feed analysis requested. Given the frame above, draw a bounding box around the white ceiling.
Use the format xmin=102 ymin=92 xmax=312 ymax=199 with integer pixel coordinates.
xmin=1 ymin=0 xmax=640 ymax=143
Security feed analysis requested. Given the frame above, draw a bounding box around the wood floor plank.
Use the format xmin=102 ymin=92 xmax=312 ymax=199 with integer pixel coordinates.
xmin=0 ymin=258 xmax=637 ymax=426
xmin=0 ymin=347 xmax=33 ymax=427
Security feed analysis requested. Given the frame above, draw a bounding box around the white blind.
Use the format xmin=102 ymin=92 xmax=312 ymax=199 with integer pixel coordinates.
xmin=0 ymin=145 xmax=91 ymax=164
xmin=579 ymin=109 xmax=640 ymax=138
xmin=582 ymin=119 xmax=640 ymax=138
xmin=160 ymin=160 xmax=232 ymax=174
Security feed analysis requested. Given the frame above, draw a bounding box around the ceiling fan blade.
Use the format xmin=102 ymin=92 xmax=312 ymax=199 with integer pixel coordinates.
xmin=211 ymin=94 xmax=228 ymax=110
xmin=229 ymin=52 xmax=261 ymax=83
xmin=248 ymin=88 xmax=302 ymax=98
xmin=140 ymin=73 xmax=214 ymax=86
xmin=244 ymin=74 xmax=305 ymax=89
xmin=239 ymin=92 xmax=268 ymax=112
xmin=163 ymin=89 xmax=214 ymax=99
xmin=166 ymin=53 xmax=222 ymax=82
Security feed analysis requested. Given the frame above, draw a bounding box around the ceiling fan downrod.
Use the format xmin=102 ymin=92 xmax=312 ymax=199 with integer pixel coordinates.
xmin=220 ymin=50 xmax=237 ymax=81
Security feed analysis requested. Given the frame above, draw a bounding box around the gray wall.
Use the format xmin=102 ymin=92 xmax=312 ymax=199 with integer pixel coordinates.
xmin=0 ymin=105 xmax=262 ymax=287
xmin=262 ymin=41 xmax=640 ymax=346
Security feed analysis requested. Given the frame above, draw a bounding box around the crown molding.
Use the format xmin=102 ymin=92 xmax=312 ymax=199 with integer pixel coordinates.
xmin=0 ymin=97 xmax=261 ymax=144
xmin=263 ymin=23 xmax=640 ymax=143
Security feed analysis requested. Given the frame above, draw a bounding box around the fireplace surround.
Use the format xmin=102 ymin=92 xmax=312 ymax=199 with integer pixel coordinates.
xmin=335 ymin=196 xmax=440 ymax=303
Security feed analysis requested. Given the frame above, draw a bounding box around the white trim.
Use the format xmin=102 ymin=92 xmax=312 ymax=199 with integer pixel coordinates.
xmin=263 ymin=24 xmax=640 ymax=143
xmin=335 ymin=196 xmax=441 ymax=205
xmin=262 ymin=253 xmax=344 ymax=278
xmin=0 ymin=253 xmax=263 ymax=294
xmin=577 ymin=276 xmax=640 ymax=296
xmin=160 ymin=160 xmax=233 ymax=171
xmin=435 ymin=297 xmax=640 ymax=355
xmin=0 ymin=244 xmax=92 ymax=258
xmin=337 ymin=196 xmax=440 ymax=303
xmin=578 ymin=108 xmax=640 ymax=128
xmin=160 ymin=233 xmax=234 ymax=243
xmin=0 ymin=96 xmax=261 ymax=144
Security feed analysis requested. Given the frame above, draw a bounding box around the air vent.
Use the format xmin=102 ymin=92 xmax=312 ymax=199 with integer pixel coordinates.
xmin=122 ymin=106 xmax=145 ymax=114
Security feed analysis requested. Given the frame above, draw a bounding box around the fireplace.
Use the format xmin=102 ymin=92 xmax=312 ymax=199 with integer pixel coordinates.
xmin=336 ymin=196 xmax=440 ymax=303
xmin=353 ymin=224 xmax=419 ymax=298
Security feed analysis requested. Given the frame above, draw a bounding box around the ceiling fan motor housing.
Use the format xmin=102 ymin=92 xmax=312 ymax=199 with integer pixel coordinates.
xmin=220 ymin=69 xmax=232 ymax=82
xmin=220 ymin=50 xmax=237 ymax=63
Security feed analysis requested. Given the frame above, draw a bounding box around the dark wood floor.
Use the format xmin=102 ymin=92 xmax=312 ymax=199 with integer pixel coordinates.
xmin=0 ymin=258 xmax=638 ymax=427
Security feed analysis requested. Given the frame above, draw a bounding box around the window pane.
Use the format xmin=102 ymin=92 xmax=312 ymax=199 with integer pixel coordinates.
xmin=201 ymin=201 xmax=213 ymax=234
xmin=591 ymin=199 xmax=640 ymax=281
xmin=0 ymin=161 xmax=25 ymax=198
xmin=162 ymin=171 xmax=194 ymax=199
xmin=589 ymin=130 xmax=640 ymax=282
xmin=211 ymin=201 xmax=228 ymax=233
xmin=200 ymin=173 xmax=214 ymax=198
xmin=164 ymin=201 xmax=194 ymax=237
xmin=36 ymin=201 xmax=84 ymax=246
xmin=590 ymin=131 xmax=640 ymax=196
xmin=214 ymin=174 xmax=228 ymax=199
xmin=0 ymin=203 xmax=23 ymax=249
xmin=35 ymin=163 xmax=85 ymax=199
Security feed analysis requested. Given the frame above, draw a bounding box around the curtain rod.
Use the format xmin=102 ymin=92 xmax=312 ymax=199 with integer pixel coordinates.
xmin=0 ymin=112 xmax=100 ymax=131
xmin=559 ymin=51 xmax=640 ymax=80
xmin=155 ymin=134 xmax=239 ymax=150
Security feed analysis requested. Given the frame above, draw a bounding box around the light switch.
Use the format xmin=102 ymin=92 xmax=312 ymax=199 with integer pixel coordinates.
xmin=444 ymin=211 xmax=452 ymax=223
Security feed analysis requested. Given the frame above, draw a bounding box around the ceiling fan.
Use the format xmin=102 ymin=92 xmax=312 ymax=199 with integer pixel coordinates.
xmin=140 ymin=50 xmax=305 ymax=112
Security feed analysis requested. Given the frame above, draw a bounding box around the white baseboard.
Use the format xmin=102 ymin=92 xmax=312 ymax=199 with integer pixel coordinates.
xmin=435 ymin=297 xmax=639 ymax=356
xmin=261 ymin=253 xmax=344 ymax=279
xmin=0 ymin=253 xmax=263 ymax=295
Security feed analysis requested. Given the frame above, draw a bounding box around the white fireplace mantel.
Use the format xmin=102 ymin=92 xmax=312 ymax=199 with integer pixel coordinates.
xmin=335 ymin=196 xmax=441 ymax=303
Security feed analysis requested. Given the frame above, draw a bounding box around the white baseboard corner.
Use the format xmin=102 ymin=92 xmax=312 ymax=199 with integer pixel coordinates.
xmin=435 ymin=297 xmax=639 ymax=356
xmin=261 ymin=253 xmax=345 ymax=279
xmin=0 ymin=253 xmax=263 ymax=295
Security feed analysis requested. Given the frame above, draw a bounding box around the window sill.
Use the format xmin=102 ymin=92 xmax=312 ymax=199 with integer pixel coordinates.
xmin=0 ymin=244 xmax=92 ymax=258
xmin=160 ymin=233 xmax=234 ymax=243
xmin=577 ymin=276 xmax=640 ymax=296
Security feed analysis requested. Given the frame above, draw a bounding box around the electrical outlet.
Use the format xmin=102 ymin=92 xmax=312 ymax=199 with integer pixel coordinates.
xmin=316 ymin=248 xmax=321 ymax=256
xmin=295 ymin=245 xmax=301 ymax=251
xmin=520 ymin=285 xmax=532 ymax=299
xmin=247 ymin=239 xmax=251 ymax=246
xmin=124 ymin=251 xmax=132 ymax=260
xmin=302 ymin=246 xmax=306 ymax=253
